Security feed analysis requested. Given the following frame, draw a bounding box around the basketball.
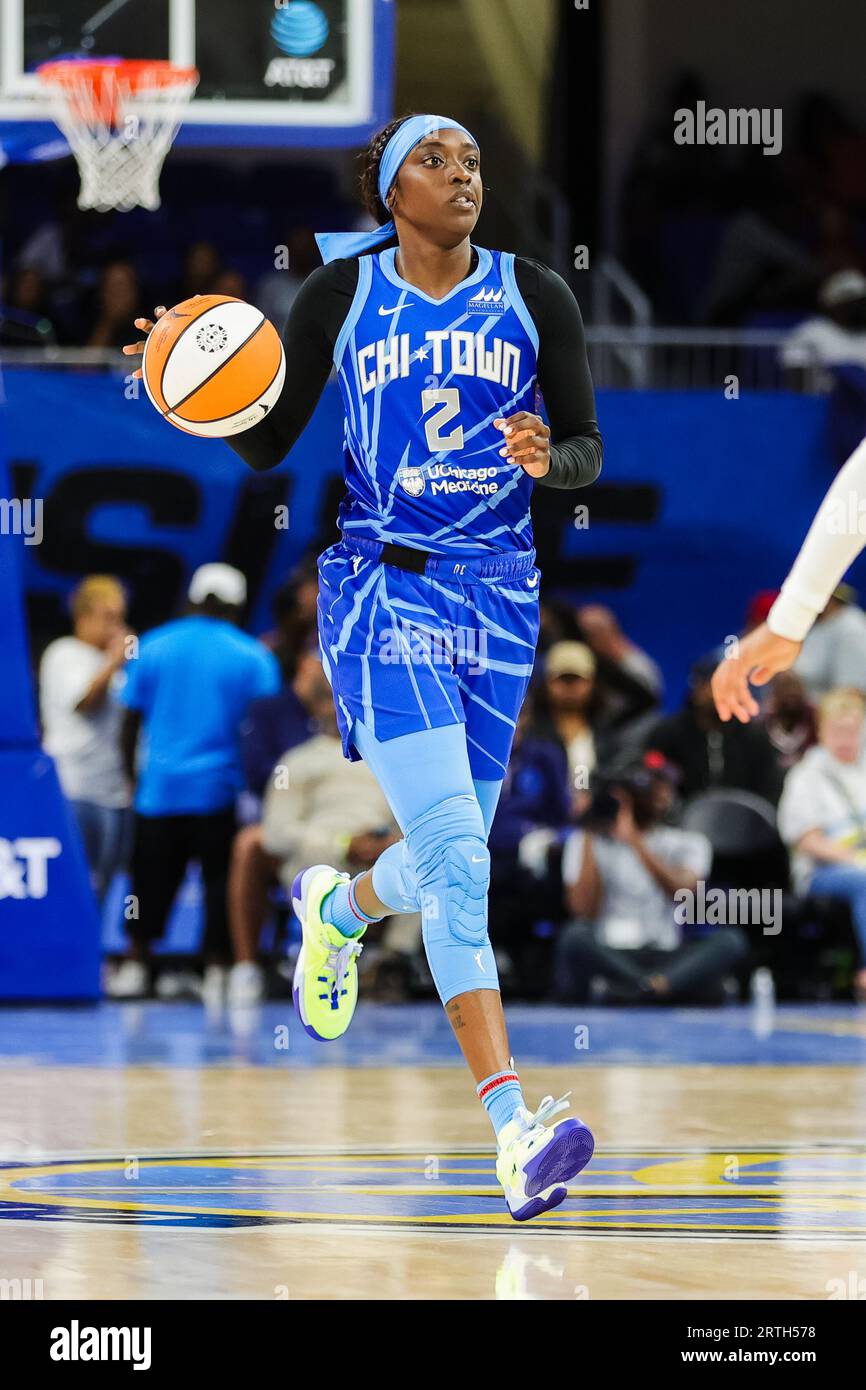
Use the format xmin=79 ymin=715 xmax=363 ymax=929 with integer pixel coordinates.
xmin=141 ymin=294 xmax=286 ymax=437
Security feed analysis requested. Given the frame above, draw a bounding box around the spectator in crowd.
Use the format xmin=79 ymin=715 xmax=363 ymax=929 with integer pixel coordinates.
xmin=178 ymin=240 xmax=223 ymax=300
xmin=777 ymin=687 xmax=866 ymax=999
xmin=639 ymin=748 xmax=683 ymax=824
xmin=0 ymin=267 xmax=57 ymax=346
xmin=239 ymin=646 xmax=322 ymax=805
xmin=110 ymin=563 xmax=280 ymax=1000
xmin=793 ymin=93 xmax=866 ymax=220
xmin=486 ymin=700 xmax=573 ymax=993
xmin=252 ymin=226 xmax=319 ymax=333
xmin=86 ymin=261 xmax=141 ymax=349
xmin=578 ymin=605 xmax=663 ymax=702
xmin=227 ymin=648 xmax=323 ymax=1004
xmin=260 ymin=560 xmax=320 ymax=677
xmin=619 ymin=70 xmax=725 ymax=318
xmin=761 ymin=671 xmax=817 ymax=771
xmin=39 ymin=575 xmax=131 ymax=901
xmin=648 ymin=653 xmax=784 ymax=803
xmin=555 ymin=764 xmax=747 ymax=1003
xmin=213 ymin=267 xmax=248 ymax=301
xmin=531 ymin=641 xmax=606 ymax=806
xmin=538 ymin=595 xmax=581 ymax=652
xmin=228 ymin=668 xmax=409 ymax=1002
xmin=577 ymin=603 xmax=663 ymax=748
xmin=700 ymin=198 xmax=819 ymax=328
xmin=781 ymin=269 xmax=866 ymax=376
xmin=260 ymin=672 xmax=400 ymax=891
xmin=795 ymin=584 xmax=866 ymax=698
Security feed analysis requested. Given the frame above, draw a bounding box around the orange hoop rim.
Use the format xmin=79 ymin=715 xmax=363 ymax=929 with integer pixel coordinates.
xmin=36 ymin=58 xmax=199 ymax=93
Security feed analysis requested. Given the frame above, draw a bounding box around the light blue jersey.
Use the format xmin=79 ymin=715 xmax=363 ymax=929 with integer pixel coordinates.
xmin=334 ymin=245 xmax=539 ymax=556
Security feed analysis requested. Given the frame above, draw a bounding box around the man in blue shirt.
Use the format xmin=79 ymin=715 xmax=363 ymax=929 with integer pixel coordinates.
xmin=110 ymin=564 xmax=280 ymax=997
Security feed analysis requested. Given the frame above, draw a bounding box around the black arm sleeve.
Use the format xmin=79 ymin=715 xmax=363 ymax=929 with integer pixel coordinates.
xmin=514 ymin=257 xmax=603 ymax=490
xmin=225 ymin=258 xmax=359 ymax=473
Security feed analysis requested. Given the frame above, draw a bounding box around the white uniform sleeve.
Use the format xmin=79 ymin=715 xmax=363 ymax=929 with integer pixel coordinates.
xmin=768 ymin=436 xmax=866 ymax=642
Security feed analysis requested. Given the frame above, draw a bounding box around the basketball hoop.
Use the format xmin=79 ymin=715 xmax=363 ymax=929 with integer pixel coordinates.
xmin=37 ymin=58 xmax=199 ymax=213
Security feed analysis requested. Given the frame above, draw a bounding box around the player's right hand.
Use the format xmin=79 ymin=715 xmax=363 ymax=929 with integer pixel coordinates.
xmin=122 ymin=306 xmax=167 ymax=380
xmin=711 ymin=622 xmax=803 ymax=723
xmin=122 ymin=296 xmax=202 ymax=379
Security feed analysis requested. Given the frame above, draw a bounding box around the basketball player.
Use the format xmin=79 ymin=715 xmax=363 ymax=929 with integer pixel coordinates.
xmin=712 ymin=435 xmax=866 ymax=722
xmin=125 ymin=114 xmax=600 ymax=1220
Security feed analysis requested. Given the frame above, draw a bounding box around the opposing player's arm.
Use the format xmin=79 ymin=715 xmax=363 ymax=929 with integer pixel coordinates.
xmin=713 ymin=432 xmax=866 ymax=721
xmin=225 ymin=261 xmax=358 ymax=472
xmin=514 ymin=259 xmax=603 ymax=490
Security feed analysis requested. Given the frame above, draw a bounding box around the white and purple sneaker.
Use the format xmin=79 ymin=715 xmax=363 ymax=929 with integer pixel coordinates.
xmin=495 ymin=1093 xmax=594 ymax=1221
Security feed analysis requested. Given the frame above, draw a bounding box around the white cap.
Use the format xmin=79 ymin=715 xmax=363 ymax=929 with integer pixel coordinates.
xmin=188 ymin=563 xmax=247 ymax=607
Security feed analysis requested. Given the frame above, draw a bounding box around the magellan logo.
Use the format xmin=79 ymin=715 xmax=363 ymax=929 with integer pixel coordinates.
xmin=398 ymin=466 xmax=426 ymax=498
xmin=467 ymin=287 xmax=507 ymax=315
xmin=0 ymin=838 xmax=61 ymax=899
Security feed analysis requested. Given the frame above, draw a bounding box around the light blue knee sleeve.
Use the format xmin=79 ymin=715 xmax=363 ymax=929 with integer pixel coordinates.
xmin=407 ymin=795 xmax=489 ymax=944
xmin=351 ymin=722 xmax=499 ymax=1001
xmin=406 ymin=794 xmax=498 ymax=1002
xmin=371 ymin=777 xmax=502 ymax=913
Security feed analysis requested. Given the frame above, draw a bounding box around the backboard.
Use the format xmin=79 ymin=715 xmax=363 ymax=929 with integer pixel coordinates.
xmin=0 ymin=0 xmax=393 ymax=147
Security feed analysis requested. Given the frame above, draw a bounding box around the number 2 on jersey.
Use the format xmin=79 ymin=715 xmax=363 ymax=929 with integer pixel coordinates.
xmin=422 ymin=388 xmax=464 ymax=452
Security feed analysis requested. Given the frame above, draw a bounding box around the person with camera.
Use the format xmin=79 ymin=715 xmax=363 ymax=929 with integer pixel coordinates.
xmin=554 ymin=759 xmax=748 ymax=1004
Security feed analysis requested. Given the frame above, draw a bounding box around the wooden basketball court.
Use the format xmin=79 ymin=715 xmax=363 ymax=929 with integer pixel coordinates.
xmin=1 ymin=1003 xmax=864 ymax=1300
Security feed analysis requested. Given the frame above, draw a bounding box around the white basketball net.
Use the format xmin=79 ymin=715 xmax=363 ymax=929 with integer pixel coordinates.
xmin=38 ymin=61 xmax=199 ymax=213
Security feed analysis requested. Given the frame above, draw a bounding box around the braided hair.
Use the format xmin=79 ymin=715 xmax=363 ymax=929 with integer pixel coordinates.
xmin=358 ymin=113 xmax=417 ymax=224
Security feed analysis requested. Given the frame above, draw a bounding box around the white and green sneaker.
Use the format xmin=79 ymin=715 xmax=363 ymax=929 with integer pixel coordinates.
xmin=496 ymin=1093 xmax=595 ymax=1221
xmin=291 ymin=865 xmax=364 ymax=1042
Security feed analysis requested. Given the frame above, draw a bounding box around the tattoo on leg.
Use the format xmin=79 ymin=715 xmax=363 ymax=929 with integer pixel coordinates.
xmin=446 ymin=1000 xmax=465 ymax=1032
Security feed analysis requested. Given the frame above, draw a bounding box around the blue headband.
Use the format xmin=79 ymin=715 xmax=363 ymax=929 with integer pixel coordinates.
xmin=315 ymin=114 xmax=477 ymax=264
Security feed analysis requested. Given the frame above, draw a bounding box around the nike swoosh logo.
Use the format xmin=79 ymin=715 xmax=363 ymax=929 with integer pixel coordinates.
xmin=378 ymin=303 xmax=414 ymax=316
xmin=471 ymin=855 xmax=485 ymax=863
xmin=527 ymin=574 xmax=538 ymax=587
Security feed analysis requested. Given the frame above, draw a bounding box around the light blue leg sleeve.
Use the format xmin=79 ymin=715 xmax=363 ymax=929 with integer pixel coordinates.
xmin=350 ymin=720 xmax=500 ymax=1002
xmin=473 ymin=779 xmax=503 ymax=837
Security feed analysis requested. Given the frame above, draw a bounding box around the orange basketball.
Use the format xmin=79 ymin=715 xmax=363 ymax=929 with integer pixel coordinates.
xmin=142 ymin=294 xmax=286 ymax=437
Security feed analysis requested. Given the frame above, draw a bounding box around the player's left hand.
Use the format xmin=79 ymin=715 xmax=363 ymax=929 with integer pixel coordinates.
xmin=494 ymin=412 xmax=551 ymax=478
xmin=711 ymin=622 xmax=803 ymax=723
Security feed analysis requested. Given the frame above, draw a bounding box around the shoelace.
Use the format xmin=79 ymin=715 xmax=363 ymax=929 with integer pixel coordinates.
xmin=521 ymin=1091 xmax=572 ymax=1133
xmin=326 ymin=938 xmax=363 ymax=989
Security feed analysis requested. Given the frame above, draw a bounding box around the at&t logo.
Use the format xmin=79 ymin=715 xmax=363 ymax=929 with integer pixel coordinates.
xmin=0 ymin=839 xmax=62 ymax=899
